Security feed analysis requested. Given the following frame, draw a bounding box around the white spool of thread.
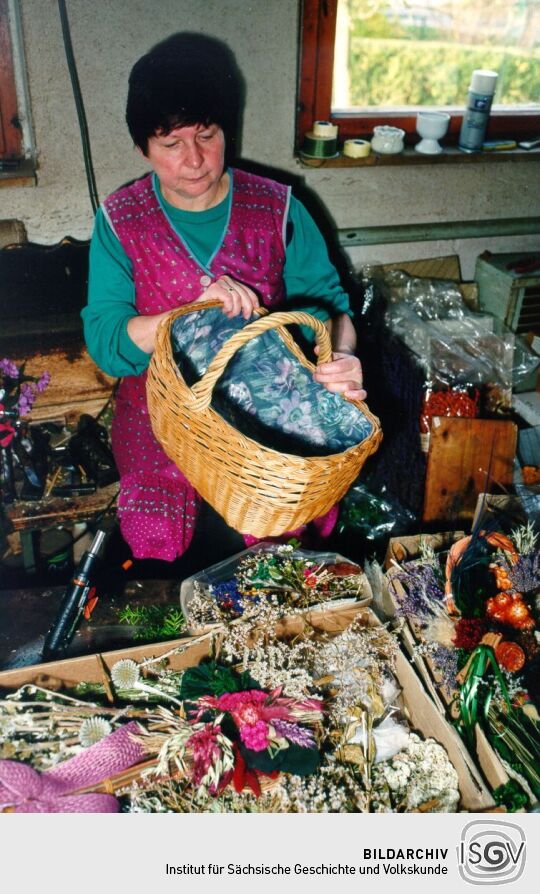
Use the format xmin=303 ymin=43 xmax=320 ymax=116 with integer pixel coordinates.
xmin=343 ymin=139 xmax=371 ymax=158
xmin=312 ymin=120 xmax=339 ymax=139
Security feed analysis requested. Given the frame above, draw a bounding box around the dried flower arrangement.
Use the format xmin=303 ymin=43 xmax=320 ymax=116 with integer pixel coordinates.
xmin=0 ymin=358 xmax=51 ymax=435
xmin=0 ymin=357 xmax=51 ymax=502
xmin=387 ymin=521 xmax=540 ymax=808
xmin=0 ymin=598 xmax=461 ymax=814
xmin=182 ymin=544 xmax=370 ymax=631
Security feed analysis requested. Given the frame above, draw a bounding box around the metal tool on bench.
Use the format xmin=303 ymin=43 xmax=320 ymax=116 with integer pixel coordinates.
xmin=67 ymin=414 xmax=118 ymax=488
xmin=42 ymin=523 xmax=111 ymax=661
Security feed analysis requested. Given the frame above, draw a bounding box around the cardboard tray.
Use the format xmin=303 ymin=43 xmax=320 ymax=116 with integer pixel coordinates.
xmin=0 ymin=600 xmax=494 ymax=811
xmin=382 ymin=534 xmax=510 ymax=793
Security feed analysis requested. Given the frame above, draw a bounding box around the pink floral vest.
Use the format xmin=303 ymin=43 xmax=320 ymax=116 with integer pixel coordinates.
xmin=104 ymin=169 xmax=290 ymax=560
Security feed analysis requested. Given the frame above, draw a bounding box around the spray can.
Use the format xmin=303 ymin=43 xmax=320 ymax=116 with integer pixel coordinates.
xmin=459 ymin=70 xmax=498 ymax=153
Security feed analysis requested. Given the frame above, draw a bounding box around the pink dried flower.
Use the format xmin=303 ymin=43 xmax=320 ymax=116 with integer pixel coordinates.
xmin=198 ymin=688 xmax=323 ymax=755
xmin=215 ymin=690 xmax=266 ymax=714
xmin=239 ymin=720 xmax=270 ymax=751
xmin=187 ymin=724 xmax=224 ymax=788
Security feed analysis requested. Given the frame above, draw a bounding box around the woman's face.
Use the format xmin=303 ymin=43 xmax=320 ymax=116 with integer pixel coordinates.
xmin=144 ymin=123 xmax=226 ymax=210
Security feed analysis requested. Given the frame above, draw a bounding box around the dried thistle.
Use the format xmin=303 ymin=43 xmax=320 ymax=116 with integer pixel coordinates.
xmin=79 ymin=716 xmax=112 ymax=747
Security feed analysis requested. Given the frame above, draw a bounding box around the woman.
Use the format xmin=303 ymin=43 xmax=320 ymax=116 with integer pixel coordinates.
xmin=83 ymin=33 xmax=365 ymax=561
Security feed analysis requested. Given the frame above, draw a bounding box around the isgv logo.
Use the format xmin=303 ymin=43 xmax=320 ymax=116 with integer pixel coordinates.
xmin=458 ymin=820 xmax=526 ymax=885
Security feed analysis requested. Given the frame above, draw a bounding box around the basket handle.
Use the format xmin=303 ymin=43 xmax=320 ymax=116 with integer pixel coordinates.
xmin=187 ymin=309 xmax=333 ymax=412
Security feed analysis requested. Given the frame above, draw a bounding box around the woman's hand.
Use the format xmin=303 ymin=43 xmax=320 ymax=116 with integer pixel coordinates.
xmin=196 ymin=275 xmax=260 ymax=320
xmin=127 ymin=276 xmax=259 ymax=354
xmin=313 ymin=347 xmax=367 ymax=401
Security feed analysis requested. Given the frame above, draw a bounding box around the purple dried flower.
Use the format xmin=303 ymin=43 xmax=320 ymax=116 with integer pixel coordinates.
xmin=16 ymin=381 xmax=38 ymax=416
xmin=36 ymin=371 xmax=51 ymax=393
xmin=17 ymin=393 xmax=36 ymax=416
xmin=393 ymin=562 xmax=445 ymax=619
xmin=272 ymin=719 xmax=315 ymax=748
xmin=431 ymin=645 xmax=459 ymax=693
xmin=0 ymin=358 xmax=19 ymax=379
xmin=509 ymin=552 xmax=540 ymax=594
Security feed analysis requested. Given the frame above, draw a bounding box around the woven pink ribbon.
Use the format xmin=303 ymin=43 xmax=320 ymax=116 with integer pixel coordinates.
xmin=0 ymin=721 xmax=146 ymax=813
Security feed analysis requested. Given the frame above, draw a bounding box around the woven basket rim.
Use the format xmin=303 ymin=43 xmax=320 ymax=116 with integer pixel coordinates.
xmin=155 ymin=300 xmax=381 ymax=462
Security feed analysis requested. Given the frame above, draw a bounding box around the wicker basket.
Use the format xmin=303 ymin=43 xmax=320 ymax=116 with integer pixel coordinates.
xmin=147 ymin=300 xmax=382 ymax=536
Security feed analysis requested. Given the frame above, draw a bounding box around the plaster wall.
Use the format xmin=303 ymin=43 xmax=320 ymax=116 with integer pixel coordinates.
xmin=4 ymin=0 xmax=540 ymax=275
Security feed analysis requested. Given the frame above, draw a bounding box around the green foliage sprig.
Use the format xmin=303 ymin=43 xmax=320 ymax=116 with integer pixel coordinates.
xmin=117 ymin=603 xmax=186 ymax=641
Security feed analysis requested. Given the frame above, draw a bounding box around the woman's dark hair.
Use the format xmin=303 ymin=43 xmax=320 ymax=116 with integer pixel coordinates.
xmin=126 ymin=32 xmax=244 ymax=158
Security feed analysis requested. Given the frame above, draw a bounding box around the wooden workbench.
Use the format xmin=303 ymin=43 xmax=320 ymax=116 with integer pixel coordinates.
xmin=4 ymin=483 xmax=119 ymax=533
xmin=0 ymin=577 xmax=181 ymax=671
xmin=2 ymin=483 xmax=119 ymax=573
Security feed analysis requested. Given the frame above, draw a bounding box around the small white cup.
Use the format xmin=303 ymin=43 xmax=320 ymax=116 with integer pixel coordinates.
xmin=371 ymin=126 xmax=405 ymax=155
xmin=415 ymin=111 xmax=450 ymax=155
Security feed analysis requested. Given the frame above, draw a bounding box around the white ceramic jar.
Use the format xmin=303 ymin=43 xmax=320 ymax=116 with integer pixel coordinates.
xmin=371 ymin=125 xmax=405 ymax=155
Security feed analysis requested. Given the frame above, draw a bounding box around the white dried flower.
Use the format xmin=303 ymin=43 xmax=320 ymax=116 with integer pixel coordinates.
xmin=79 ymin=716 xmax=112 ymax=747
xmin=372 ymin=733 xmax=459 ymax=812
xmin=418 ymin=538 xmax=438 ymax=566
xmin=511 ymin=521 xmax=538 ymax=555
xmin=111 ymin=659 xmax=140 ymax=689
xmin=110 ymin=658 xmax=184 ymax=707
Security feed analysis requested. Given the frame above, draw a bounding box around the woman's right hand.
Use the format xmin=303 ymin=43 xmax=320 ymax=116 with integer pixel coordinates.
xmin=196 ymin=275 xmax=260 ymax=320
xmin=127 ymin=276 xmax=260 ymax=354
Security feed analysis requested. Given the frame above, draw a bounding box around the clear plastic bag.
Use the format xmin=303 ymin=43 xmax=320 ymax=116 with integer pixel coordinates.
xmin=337 ymin=483 xmax=416 ymax=541
xmin=381 ymin=270 xmax=539 ymax=391
xmin=179 ymin=542 xmax=372 ymax=632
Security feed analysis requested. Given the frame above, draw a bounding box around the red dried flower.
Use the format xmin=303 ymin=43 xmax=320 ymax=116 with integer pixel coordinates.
xmin=0 ymin=421 xmax=16 ymax=447
xmin=453 ymin=617 xmax=486 ymax=651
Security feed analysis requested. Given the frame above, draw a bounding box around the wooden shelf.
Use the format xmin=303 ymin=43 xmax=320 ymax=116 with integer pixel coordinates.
xmin=0 ymin=158 xmax=37 ymax=187
xmin=297 ymin=146 xmax=540 ymax=168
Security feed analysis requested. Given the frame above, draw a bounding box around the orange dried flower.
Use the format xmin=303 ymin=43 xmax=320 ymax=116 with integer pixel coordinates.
xmin=505 ymin=597 xmax=535 ymax=630
xmin=495 ymin=641 xmax=526 ymax=673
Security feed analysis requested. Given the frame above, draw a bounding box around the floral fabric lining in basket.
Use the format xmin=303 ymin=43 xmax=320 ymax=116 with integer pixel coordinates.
xmin=171 ymin=308 xmax=374 ymax=457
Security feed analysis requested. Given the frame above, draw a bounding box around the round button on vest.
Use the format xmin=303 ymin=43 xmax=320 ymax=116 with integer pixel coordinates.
xmin=199 ymin=274 xmax=212 ymax=287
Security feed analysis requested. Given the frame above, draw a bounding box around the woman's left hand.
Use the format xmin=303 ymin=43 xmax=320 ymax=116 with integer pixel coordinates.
xmin=313 ymin=349 xmax=367 ymax=401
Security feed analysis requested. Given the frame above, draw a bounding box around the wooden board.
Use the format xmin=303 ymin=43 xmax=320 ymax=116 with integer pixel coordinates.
xmin=423 ymin=417 xmax=517 ymax=523
xmin=7 ymin=338 xmax=115 ymax=422
xmin=4 ymin=482 xmax=119 ymax=533
xmin=384 ymin=530 xmax=466 ymax=570
xmin=380 ymin=254 xmax=462 ymax=282
xmin=0 ymin=237 xmax=115 ymax=420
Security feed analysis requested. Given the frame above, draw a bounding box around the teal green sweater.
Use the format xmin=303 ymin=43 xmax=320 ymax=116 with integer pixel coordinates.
xmin=83 ymin=172 xmax=352 ymax=378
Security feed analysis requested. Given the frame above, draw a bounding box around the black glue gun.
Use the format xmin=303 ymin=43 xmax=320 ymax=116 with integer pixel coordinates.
xmin=42 ymin=527 xmax=109 ymax=661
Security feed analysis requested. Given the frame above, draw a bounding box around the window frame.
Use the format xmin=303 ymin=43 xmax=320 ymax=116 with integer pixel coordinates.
xmin=0 ymin=0 xmax=23 ymax=160
xmin=298 ymin=0 xmax=540 ymax=147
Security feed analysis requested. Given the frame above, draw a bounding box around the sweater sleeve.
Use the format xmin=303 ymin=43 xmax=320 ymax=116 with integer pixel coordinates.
xmin=82 ymin=208 xmax=152 ymax=378
xmin=283 ymin=196 xmax=353 ymax=322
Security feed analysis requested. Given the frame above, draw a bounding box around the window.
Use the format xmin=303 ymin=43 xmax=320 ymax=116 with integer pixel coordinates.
xmin=298 ymin=0 xmax=540 ymax=144
xmin=0 ymin=0 xmax=22 ymax=161
xmin=0 ymin=0 xmax=34 ymax=181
